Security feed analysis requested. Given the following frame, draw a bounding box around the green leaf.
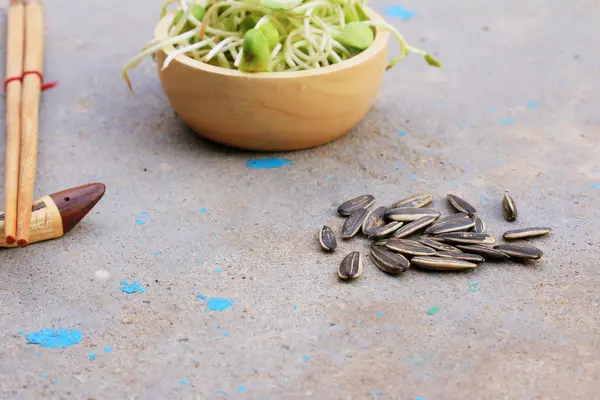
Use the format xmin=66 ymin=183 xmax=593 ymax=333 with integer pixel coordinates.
xmin=240 ymin=16 xmax=259 ymax=33
xmin=343 ymin=3 xmax=359 ymax=23
xmin=335 ymin=22 xmax=374 ymax=51
xmin=354 ymin=3 xmax=370 ymax=21
xmin=424 ymin=54 xmax=442 ymax=67
xmin=258 ymin=22 xmax=280 ymax=50
xmin=240 ymin=29 xmax=271 ymax=72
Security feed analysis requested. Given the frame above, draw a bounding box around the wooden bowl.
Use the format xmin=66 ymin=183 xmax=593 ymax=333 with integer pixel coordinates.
xmin=154 ymin=9 xmax=390 ymax=151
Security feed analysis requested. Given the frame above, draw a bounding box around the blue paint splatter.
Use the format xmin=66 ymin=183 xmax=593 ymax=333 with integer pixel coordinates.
xmin=238 ymin=385 xmax=246 ymax=392
xmin=468 ymin=282 xmax=478 ymax=293
xmin=526 ymin=101 xmax=539 ymax=109
xmin=18 ymin=330 xmax=24 ymax=334
xmin=411 ymin=173 xmax=417 ymax=180
xmin=396 ymin=163 xmax=403 ymax=169
xmin=327 ymin=176 xmax=334 ymax=180
xmin=41 ymin=373 xmax=49 ymax=377
xmin=246 ymin=158 xmax=294 ymax=169
xmin=180 ymin=379 xmax=187 ymax=384
xmin=140 ymin=211 xmax=150 ymax=217
xmin=120 ymin=280 xmax=146 ymax=294
xmin=292 ymin=305 xmax=298 ymax=310
xmin=151 ymin=251 xmax=161 ymax=256
xmin=372 ymin=392 xmax=382 ymax=397
xmin=481 ymin=195 xmax=488 ymax=201
xmin=53 ymin=379 xmax=59 ymax=384
xmin=590 ymin=183 xmax=599 ymax=189
xmin=200 ymin=208 xmax=208 ymax=213
xmin=104 ymin=347 xmax=112 ymax=353
xmin=197 ymin=294 xmax=234 ymax=311
xmin=216 ymin=324 xmax=222 ymax=329
xmin=489 ymin=107 xmax=496 ymax=112
xmin=223 ymin=332 xmax=230 ymax=337
xmin=215 ymin=268 xmax=223 ymax=273
xmin=35 ymin=353 xmax=40 ymax=357
xmin=377 ymin=312 xmax=384 ymax=317
xmin=88 ymin=353 xmax=97 ymax=360
xmin=135 ymin=219 xmax=146 ymax=225
xmin=500 ymin=118 xmax=515 ymax=125
xmin=384 ymin=5 xmax=415 ymax=20
xmin=398 ymin=130 xmax=408 ymax=136
xmin=26 ymin=329 xmax=83 ymax=349
xmin=356 ymin=321 xmax=361 ymax=324
xmin=302 ymin=355 xmax=309 ymax=361
xmin=416 ymin=397 xmax=425 ymax=400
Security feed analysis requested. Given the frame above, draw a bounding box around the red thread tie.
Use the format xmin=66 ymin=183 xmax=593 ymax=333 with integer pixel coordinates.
xmin=3 ymin=71 xmax=58 ymax=92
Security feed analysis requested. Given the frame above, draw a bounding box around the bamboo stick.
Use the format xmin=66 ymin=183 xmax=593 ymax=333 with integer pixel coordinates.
xmin=3 ymin=0 xmax=26 ymax=245
xmin=16 ymin=0 xmax=44 ymax=247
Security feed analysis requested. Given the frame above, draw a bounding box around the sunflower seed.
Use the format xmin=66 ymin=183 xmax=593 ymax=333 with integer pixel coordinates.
xmin=338 ymin=251 xmax=364 ymax=279
xmin=368 ymin=221 xmax=404 ymax=239
xmin=434 ymin=251 xmax=485 ymax=263
xmin=418 ymin=237 xmax=463 ymax=253
xmin=473 ymin=216 xmax=486 ymax=233
xmin=424 ymin=213 xmax=469 ymax=234
xmin=385 ymin=208 xmax=441 ymax=222
xmin=318 ymin=226 xmax=337 ymax=251
xmin=390 ymin=193 xmax=433 ymax=209
xmin=502 ymin=191 xmax=518 ymax=221
xmin=426 ymin=218 xmax=475 ymax=235
xmin=455 ymin=244 xmax=510 ymax=260
xmin=362 ymin=207 xmax=388 ymax=236
xmin=337 ymin=195 xmax=375 ymax=216
xmin=386 ymin=238 xmax=437 ymax=256
xmin=447 ymin=194 xmax=477 ymax=216
xmin=436 ymin=232 xmax=496 ymax=245
xmin=391 ymin=216 xmax=437 ymax=238
xmin=342 ymin=208 xmax=370 ymax=239
xmin=503 ymin=227 xmax=551 ymax=240
xmin=372 ymin=240 xmax=388 ymax=247
xmin=494 ymin=243 xmax=543 ymax=259
xmin=370 ymin=246 xmax=410 ymax=274
xmin=411 ymin=256 xmax=479 ymax=271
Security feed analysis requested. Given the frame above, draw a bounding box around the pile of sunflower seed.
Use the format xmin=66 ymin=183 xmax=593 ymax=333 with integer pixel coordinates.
xmin=318 ymin=192 xmax=551 ymax=280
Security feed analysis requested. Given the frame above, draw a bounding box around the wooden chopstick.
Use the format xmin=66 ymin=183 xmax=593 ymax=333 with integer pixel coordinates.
xmin=16 ymin=0 xmax=44 ymax=247
xmin=3 ymin=0 xmax=26 ymax=245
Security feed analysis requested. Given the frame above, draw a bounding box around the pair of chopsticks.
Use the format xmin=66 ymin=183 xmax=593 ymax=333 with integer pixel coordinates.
xmin=4 ymin=0 xmax=46 ymax=247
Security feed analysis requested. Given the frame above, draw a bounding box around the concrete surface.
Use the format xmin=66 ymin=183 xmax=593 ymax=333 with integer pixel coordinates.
xmin=1 ymin=0 xmax=599 ymax=399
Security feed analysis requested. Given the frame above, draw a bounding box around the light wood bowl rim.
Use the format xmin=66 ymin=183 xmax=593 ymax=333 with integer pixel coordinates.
xmin=153 ymin=7 xmax=390 ymax=79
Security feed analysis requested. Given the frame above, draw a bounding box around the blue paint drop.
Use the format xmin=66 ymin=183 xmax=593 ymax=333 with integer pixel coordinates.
xmin=292 ymin=305 xmax=298 ymax=310
xmin=238 ymin=385 xmax=246 ymax=392
xmin=216 ymin=324 xmax=222 ymax=329
xmin=398 ymin=130 xmax=408 ymax=136
xmin=396 ymin=163 xmax=403 ymax=169
xmin=327 ymin=176 xmax=334 ymax=180
xmin=355 ymin=321 xmax=361 ymax=324
xmin=88 ymin=353 xmax=97 ymax=360
xmin=18 ymin=330 xmax=24 ymax=334
xmin=53 ymin=379 xmax=59 ymax=384
xmin=302 ymin=355 xmax=309 ymax=361
xmin=527 ymin=101 xmax=539 ymax=109
xmin=41 ymin=373 xmax=49 ymax=377
xmin=200 ymin=208 xmax=208 ymax=213
xmin=590 ymin=183 xmax=599 ymax=189
xmin=151 ymin=251 xmax=161 ymax=256
xmin=416 ymin=397 xmax=425 ymax=400
xmin=135 ymin=219 xmax=146 ymax=225
xmin=384 ymin=5 xmax=415 ymax=20
xmin=140 ymin=211 xmax=150 ymax=217
xmin=500 ymin=118 xmax=515 ymax=125
xmin=372 ymin=392 xmax=382 ymax=397
xmin=489 ymin=107 xmax=496 ymax=112
xmin=377 ymin=312 xmax=384 ymax=317
xmin=481 ymin=195 xmax=488 ymax=201
xmin=26 ymin=329 xmax=83 ymax=349
xmin=215 ymin=268 xmax=223 ymax=273
xmin=180 ymin=379 xmax=187 ymax=384
xmin=35 ymin=353 xmax=40 ymax=357
xmin=120 ymin=280 xmax=146 ymax=294
xmin=245 ymin=158 xmax=294 ymax=169
xmin=104 ymin=347 xmax=112 ymax=353
xmin=411 ymin=173 xmax=417 ymax=180
xmin=223 ymin=332 xmax=230 ymax=337
xmin=196 ymin=294 xmax=234 ymax=311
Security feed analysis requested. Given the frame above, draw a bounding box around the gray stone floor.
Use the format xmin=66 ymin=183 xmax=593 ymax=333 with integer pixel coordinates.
xmin=1 ymin=0 xmax=599 ymax=399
